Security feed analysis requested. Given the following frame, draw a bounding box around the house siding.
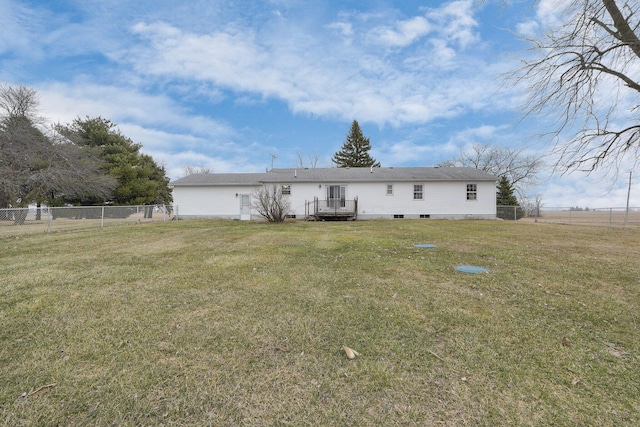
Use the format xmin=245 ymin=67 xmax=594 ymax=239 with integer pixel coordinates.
xmin=171 ymin=167 xmax=498 ymax=220
xmin=173 ymin=185 xmax=261 ymax=219
xmin=282 ymin=181 xmax=496 ymax=220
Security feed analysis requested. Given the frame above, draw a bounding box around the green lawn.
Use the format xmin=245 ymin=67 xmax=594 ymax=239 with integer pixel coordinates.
xmin=1 ymin=220 xmax=638 ymax=426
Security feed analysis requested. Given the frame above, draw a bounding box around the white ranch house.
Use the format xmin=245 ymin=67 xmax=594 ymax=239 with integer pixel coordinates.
xmin=170 ymin=167 xmax=498 ymax=221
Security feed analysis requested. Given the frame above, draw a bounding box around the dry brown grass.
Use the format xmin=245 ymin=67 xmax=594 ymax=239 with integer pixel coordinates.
xmin=1 ymin=220 xmax=639 ymax=425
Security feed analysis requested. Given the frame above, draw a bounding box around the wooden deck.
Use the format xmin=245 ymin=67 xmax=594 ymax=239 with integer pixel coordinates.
xmin=306 ymin=198 xmax=358 ymax=221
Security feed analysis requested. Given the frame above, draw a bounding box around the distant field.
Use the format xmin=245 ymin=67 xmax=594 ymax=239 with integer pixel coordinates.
xmin=1 ymin=220 xmax=638 ymax=425
xmin=525 ymin=208 xmax=640 ymax=227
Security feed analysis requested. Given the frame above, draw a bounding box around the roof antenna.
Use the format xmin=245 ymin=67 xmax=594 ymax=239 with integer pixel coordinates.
xmin=270 ymin=153 xmax=277 ymax=170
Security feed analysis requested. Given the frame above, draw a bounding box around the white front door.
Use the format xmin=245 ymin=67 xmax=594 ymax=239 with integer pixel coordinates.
xmin=240 ymin=194 xmax=251 ymax=220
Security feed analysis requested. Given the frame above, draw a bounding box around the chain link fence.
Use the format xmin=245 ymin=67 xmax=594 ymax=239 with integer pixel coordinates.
xmin=0 ymin=205 xmax=174 ymax=237
xmin=506 ymin=206 xmax=640 ymax=228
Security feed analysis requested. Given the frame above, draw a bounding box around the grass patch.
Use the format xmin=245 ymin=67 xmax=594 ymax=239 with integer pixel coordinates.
xmin=1 ymin=220 xmax=639 ymax=425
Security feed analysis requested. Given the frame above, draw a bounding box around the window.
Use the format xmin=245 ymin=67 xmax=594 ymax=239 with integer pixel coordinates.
xmin=419 ymin=214 xmax=430 ymax=219
xmin=386 ymin=184 xmax=394 ymax=196
xmin=393 ymin=214 xmax=404 ymax=219
xmin=413 ymin=184 xmax=423 ymax=200
xmin=466 ymin=184 xmax=477 ymax=201
xmin=281 ymin=185 xmax=291 ymax=195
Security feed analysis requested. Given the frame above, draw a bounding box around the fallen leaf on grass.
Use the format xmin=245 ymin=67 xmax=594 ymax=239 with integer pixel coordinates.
xmin=343 ymin=346 xmax=360 ymax=360
xmin=571 ymin=377 xmax=581 ymax=387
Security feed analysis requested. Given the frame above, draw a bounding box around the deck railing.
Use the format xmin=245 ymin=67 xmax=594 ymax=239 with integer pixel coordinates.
xmin=306 ymin=197 xmax=358 ymax=219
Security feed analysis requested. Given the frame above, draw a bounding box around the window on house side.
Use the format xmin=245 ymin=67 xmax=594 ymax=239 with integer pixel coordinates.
xmin=413 ymin=184 xmax=423 ymax=200
xmin=466 ymin=184 xmax=477 ymax=201
xmin=386 ymin=184 xmax=393 ymax=196
xmin=282 ymin=185 xmax=291 ymax=195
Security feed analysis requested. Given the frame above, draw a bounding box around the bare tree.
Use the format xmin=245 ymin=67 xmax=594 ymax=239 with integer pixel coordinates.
xmin=0 ymin=85 xmax=114 ymax=209
xmin=0 ymin=84 xmax=40 ymax=120
xmin=295 ymin=151 xmax=322 ymax=169
xmin=511 ymin=0 xmax=640 ymax=174
xmin=182 ymin=165 xmax=212 ymax=176
xmin=439 ymin=143 xmax=543 ymax=199
xmin=252 ymin=185 xmax=291 ymax=222
xmin=520 ymin=193 xmax=545 ymax=219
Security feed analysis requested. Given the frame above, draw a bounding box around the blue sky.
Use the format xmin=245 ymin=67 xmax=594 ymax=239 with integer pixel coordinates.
xmin=1 ymin=0 xmax=638 ymax=208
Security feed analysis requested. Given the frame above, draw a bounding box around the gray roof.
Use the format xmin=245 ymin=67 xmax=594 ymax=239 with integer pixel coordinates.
xmin=171 ymin=167 xmax=497 ymax=186
xmin=171 ymin=172 xmax=267 ymax=186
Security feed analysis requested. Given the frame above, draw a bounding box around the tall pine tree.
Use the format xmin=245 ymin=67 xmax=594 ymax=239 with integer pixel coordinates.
xmin=332 ymin=120 xmax=380 ymax=167
xmin=496 ymin=175 xmax=524 ymax=220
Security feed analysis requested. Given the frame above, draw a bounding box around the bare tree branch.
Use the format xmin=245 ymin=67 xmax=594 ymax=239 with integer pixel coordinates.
xmin=509 ymin=0 xmax=640 ymax=174
xmin=439 ymin=143 xmax=544 ymax=199
xmin=252 ymin=185 xmax=291 ymax=222
xmin=182 ymin=165 xmax=212 ymax=176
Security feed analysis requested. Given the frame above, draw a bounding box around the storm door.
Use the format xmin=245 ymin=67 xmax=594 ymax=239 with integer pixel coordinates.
xmin=240 ymin=194 xmax=251 ymax=220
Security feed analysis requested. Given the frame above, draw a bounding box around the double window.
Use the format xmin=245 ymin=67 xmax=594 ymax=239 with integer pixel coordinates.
xmin=281 ymin=185 xmax=291 ymax=195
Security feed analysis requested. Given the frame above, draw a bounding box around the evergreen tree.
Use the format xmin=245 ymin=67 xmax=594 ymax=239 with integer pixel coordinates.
xmin=496 ymin=175 xmax=524 ymax=220
xmin=58 ymin=117 xmax=173 ymax=206
xmin=332 ymin=120 xmax=380 ymax=168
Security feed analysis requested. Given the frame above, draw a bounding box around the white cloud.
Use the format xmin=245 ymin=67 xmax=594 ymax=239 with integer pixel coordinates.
xmin=515 ymin=0 xmax=572 ymax=35
xmin=37 ymin=80 xmax=234 ymax=137
xmin=538 ymin=169 xmax=640 ymax=208
xmin=425 ymin=0 xmax=479 ymax=49
xmin=516 ymin=20 xmax=539 ymax=37
xmin=373 ymin=16 xmax=431 ymax=47
xmin=0 ymin=0 xmax=34 ymax=54
xmin=326 ymin=21 xmax=353 ymax=38
xmin=382 ymin=139 xmax=459 ymax=165
xmin=124 ymin=4 xmax=497 ymax=128
xmin=535 ymin=0 xmax=572 ymax=28
xmin=151 ymin=149 xmax=264 ymax=180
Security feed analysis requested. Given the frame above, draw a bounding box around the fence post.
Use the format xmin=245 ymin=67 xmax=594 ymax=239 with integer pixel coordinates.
xmin=101 ymin=206 xmax=105 ymax=228
xmin=47 ymin=208 xmax=51 ymax=233
xmin=609 ymin=208 xmax=612 ymax=228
